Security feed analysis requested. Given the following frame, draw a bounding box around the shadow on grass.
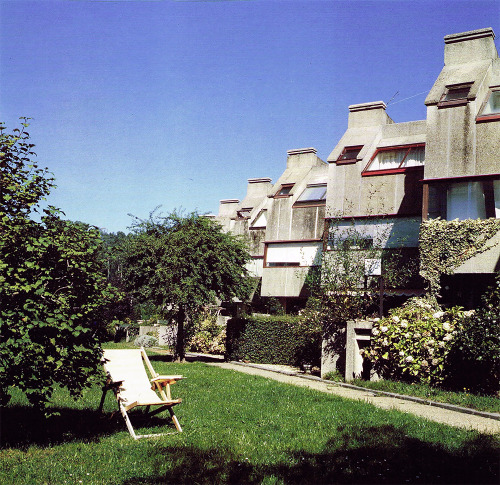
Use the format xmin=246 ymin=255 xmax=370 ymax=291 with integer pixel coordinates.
xmin=122 ymin=425 xmax=499 ymax=485
xmin=147 ymin=352 xmax=223 ymax=363
xmin=0 ymin=405 xmax=177 ymax=448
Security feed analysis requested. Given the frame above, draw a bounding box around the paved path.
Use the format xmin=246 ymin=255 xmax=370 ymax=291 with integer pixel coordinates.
xmin=208 ymin=361 xmax=500 ymax=435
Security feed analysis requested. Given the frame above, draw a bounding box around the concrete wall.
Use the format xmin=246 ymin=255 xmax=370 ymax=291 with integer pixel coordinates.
xmin=326 ymin=103 xmax=425 ymax=220
xmin=423 ymin=28 xmax=500 ymax=276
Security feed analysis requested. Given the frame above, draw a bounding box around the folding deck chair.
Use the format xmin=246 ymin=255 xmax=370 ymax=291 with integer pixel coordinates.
xmin=99 ymin=347 xmax=183 ymax=439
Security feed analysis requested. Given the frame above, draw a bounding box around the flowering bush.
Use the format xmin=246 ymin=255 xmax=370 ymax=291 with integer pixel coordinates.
xmin=188 ymin=311 xmax=226 ymax=355
xmin=364 ymin=297 xmax=472 ymax=385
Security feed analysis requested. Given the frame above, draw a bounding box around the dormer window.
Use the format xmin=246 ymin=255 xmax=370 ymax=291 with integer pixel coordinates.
xmin=274 ymin=183 xmax=294 ymax=198
xmin=363 ymin=144 xmax=425 ymax=176
xmin=438 ymin=83 xmax=473 ymax=108
xmin=236 ymin=208 xmax=251 ymax=219
xmin=295 ymin=183 xmax=327 ymax=205
xmin=477 ymin=88 xmax=500 ymax=122
xmin=336 ymin=146 xmax=363 ymax=165
xmin=251 ymin=210 xmax=267 ymax=229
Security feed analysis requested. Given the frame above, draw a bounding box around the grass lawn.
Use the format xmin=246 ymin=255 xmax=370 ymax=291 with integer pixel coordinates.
xmin=1 ymin=352 xmax=499 ymax=484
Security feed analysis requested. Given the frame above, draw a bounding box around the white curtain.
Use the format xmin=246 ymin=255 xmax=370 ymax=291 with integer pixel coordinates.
xmin=402 ymin=146 xmax=425 ymax=167
xmin=447 ymin=182 xmax=486 ymax=220
xmin=370 ymin=146 xmax=424 ymax=170
xmin=266 ymin=242 xmax=322 ymax=266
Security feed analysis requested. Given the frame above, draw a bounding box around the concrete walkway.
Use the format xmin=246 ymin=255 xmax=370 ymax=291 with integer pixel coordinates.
xmin=207 ymin=361 xmax=500 ymax=435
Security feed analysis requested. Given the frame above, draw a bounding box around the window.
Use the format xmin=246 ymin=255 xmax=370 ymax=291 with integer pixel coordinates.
xmin=336 ymin=146 xmax=363 ymax=164
xmin=327 ymin=217 xmax=421 ymax=250
xmin=274 ymin=183 xmax=294 ymax=198
xmin=447 ymin=182 xmax=486 ymax=220
xmin=236 ymin=208 xmax=251 ymax=219
xmin=438 ymin=83 xmax=473 ymax=108
xmin=427 ymin=178 xmax=500 ymax=220
xmin=265 ymin=241 xmax=322 ymax=267
xmin=251 ymin=210 xmax=267 ymax=229
xmin=477 ymin=89 xmax=500 ymax=122
xmin=295 ymin=184 xmax=327 ymax=204
xmin=329 ymin=234 xmax=373 ymax=250
xmin=363 ymin=145 xmax=425 ymax=175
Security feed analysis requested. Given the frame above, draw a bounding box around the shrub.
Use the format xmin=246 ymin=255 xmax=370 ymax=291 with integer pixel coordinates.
xmin=226 ymin=314 xmax=321 ymax=367
xmin=445 ymin=275 xmax=500 ymax=395
xmin=364 ymin=297 xmax=472 ymax=386
xmin=134 ymin=335 xmax=158 ymax=348
xmin=187 ymin=311 xmax=226 ymax=354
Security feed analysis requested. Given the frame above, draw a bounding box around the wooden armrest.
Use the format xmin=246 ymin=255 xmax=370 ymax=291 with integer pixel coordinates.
xmin=151 ymin=375 xmax=184 ymax=384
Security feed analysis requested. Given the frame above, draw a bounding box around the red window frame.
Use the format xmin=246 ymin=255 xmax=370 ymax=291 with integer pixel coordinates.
xmin=476 ymin=87 xmax=500 ymax=123
xmin=362 ymin=143 xmax=425 ymax=177
xmin=336 ymin=145 xmax=363 ymax=165
xmin=438 ymin=83 xmax=473 ymax=108
xmin=274 ymin=183 xmax=294 ymax=198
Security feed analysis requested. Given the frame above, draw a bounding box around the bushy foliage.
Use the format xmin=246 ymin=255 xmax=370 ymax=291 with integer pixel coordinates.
xmin=364 ymin=297 xmax=472 ymax=386
xmin=0 ymin=120 xmax=115 ymax=409
xmin=445 ymin=275 xmax=500 ymax=395
xmin=188 ymin=310 xmax=226 ymax=355
xmin=133 ymin=335 xmax=158 ymax=348
xmin=226 ymin=314 xmax=320 ymax=367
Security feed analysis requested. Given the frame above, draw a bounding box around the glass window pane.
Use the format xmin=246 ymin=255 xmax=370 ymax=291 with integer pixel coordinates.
xmin=340 ymin=147 xmax=361 ymax=160
xmin=494 ymin=180 xmax=500 ymax=218
xmin=297 ymin=185 xmax=327 ymax=202
xmin=402 ymin=147 xmax=425 ymax=167
xmin=481 ymin=91 xmax=500 ymax=115
xmin=447 ymin=182 xmax=486 ymax=220
xmin=277 ymin=185 xmax=293 ymax=196
xmin=444 ymin=86 xmax=470 ymax=101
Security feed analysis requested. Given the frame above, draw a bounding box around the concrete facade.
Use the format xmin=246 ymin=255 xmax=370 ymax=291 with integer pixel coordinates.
xmin=216 ymin=28 xmax=500 ymax=312
xmin=217 ymin=148 xmax=328 ymax=311
xmin=422 ymin=28 xmax=500 ymax=286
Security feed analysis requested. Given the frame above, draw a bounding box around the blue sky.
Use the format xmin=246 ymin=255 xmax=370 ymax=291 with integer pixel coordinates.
xmin=1 ymin=0 xmax=499 ymax=233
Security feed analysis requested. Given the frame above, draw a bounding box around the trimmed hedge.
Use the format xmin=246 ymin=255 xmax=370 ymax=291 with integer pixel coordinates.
xmin=226 ymin=314 xmax=320 ymax=366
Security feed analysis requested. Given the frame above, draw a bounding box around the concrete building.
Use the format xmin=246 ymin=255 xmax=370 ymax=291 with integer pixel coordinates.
xmin=217 ymin=148 xmax=328 ymax=312
xmin=422 ymin=27 xmax=500 ymax=307
xmin=216 ymin=28 xmax=499 ymax=316
xmin=325 ymin=101 xmax=426 ymax=302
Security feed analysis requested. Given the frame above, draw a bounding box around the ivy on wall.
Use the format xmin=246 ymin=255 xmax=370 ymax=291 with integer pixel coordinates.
xmin=419 ymin=218 xmax=500 ymax=296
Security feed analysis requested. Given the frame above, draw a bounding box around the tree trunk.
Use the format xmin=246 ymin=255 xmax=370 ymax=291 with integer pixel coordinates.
xmin=174 ymin=307 xmax=186 ymax=362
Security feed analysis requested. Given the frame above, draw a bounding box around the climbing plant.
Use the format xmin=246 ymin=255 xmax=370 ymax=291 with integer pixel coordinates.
xmin=419 ymin=218 xmax=500 ymax=297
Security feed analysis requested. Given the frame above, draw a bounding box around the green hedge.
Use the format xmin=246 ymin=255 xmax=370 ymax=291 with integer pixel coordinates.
xmin=226 ymin=314 xmax=320 ymax=366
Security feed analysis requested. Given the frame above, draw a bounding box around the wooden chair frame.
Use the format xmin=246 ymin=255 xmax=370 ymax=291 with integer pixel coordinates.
xmin=99 ymin=347 xmax=183 ymax=439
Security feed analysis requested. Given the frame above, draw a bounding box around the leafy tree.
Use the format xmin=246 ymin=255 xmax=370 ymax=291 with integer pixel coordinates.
xmin=0 ymin=120 xmax=114 ymax=409
xmin=98 ymin=230 xmax=133 ymax=322
xmin=123 ymin=209 xmax=252 ymax=360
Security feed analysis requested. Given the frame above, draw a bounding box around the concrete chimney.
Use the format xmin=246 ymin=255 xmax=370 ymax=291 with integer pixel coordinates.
xmin=286 ymin=148 xmax=320 ymax=169
xmin=240 ymin=178 xmax=273 ymax=208
xmin=347 ymin=101 xmax=393 ymax=128
xmin=218 ymin=199 xmax=239 ymax=218
xmin=444 ymin=28 xmax=497 ymax=65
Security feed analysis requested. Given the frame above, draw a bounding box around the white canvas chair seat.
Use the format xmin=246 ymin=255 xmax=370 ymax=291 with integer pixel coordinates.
xmin=99 ymin=347 xmax=183 ymax=439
